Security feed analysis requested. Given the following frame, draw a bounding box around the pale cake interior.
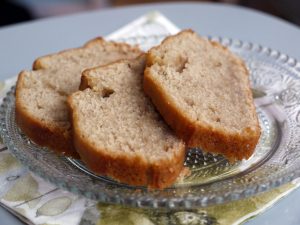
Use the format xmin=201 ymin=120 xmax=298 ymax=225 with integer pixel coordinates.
xmin=147 ymin=31 xmax=259 ymax=136
xmin=70 ymin=57 xmax=183 ymax=162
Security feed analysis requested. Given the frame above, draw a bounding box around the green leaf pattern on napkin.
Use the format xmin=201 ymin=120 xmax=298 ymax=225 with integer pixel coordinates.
xmin=3 ymin=174 xmax=40 ymax=203
xmin=205 ymin=182 xmax=294 ymax=225
xmin=0 ymin=152 xmax=21 ymax=174
xmin=96 ymin=203 xmax=217 ymax=225
xmin=94 ymin=182 xmax=295 ymax=225
xmin=36 ymin=197 xmax=72 ymax=217
xmin=97 ymin=204 xmax=154 ymax=225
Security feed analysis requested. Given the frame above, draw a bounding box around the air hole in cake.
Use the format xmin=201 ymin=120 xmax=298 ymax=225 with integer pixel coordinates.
xmin=175 ymin=56 xmax=189 ymax=73
xmin=185 ymin=98 xmax=195 ymax=107
xmin=101 ymin=88 xmax=115 ymax=98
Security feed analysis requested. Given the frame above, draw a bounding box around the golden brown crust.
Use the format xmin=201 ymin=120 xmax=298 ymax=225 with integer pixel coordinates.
xmin=32 ymin=37 xmax=141 ymax=70
xmin=67 ymin=93 xmax=185 ymax=188
xmin=32 ymin=37 xmax=106 ymax=69
xmin=144 ymin=30 xmax=261 ymax=161
xmin=15 ymin=72 xmax=79 ymax=158
xmin=79 ymin=73 xmax=90 ymax=90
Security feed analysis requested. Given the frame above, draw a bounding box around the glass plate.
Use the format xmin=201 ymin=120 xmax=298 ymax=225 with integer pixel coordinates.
xmin=1 ymin=35 xmax=300 ymax=209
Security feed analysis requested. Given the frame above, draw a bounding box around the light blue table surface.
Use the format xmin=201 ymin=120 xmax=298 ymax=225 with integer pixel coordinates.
xmin=0 ymin=2 xmax=300 ymax=225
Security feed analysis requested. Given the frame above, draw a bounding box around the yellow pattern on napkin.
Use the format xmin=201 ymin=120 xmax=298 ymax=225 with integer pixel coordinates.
xmin=93 ymin=182 xmax=296 ymax=225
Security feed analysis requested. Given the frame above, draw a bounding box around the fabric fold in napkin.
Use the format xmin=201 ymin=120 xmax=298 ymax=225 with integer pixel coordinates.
xmin=0 ymin=12 xmax=299 ymax=225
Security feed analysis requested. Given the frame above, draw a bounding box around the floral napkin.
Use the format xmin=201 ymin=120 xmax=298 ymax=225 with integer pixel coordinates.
xmin=0 ymin=12 xmax=299 ymax=225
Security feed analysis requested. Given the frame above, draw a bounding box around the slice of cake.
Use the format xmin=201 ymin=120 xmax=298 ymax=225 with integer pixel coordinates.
xmin=68 ymin=56 xmax=185 ymax=188
xmin=144 ymin=30 xmax=261 ymax=161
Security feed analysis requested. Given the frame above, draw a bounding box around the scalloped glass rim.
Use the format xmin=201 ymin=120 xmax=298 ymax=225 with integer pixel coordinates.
xmin=1 ymin=35 xmax=300 ymax=209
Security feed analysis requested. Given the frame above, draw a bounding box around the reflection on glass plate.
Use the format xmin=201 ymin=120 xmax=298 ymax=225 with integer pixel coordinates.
xmin=1 ymin=35 xmax=300 ymax=209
